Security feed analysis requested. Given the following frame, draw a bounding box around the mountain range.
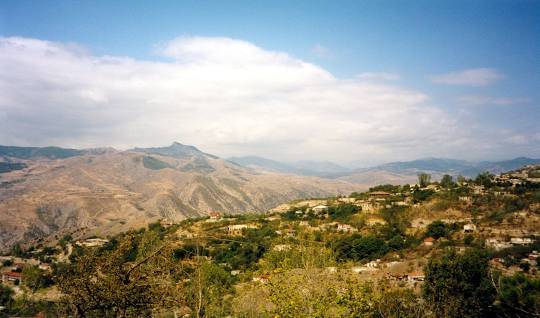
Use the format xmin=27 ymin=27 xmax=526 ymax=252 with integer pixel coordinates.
xmin=1 ymin=142 xmax=538 ymax=251
xmin=228 ymin=156 xmax=540 ymax=184
xmin=0 ymin=143 xmax=359 ymax=250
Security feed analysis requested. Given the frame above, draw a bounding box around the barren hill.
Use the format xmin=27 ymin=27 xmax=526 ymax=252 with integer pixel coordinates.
xmin=0 ymin=143 xmax=361 ymax=250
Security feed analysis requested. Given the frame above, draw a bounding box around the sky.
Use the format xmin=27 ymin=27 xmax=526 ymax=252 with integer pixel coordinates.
xmin=0 ymin=0 xmax=539 ymax=166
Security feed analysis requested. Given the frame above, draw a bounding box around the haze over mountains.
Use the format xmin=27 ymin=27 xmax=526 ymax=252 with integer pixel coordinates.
xmin=1 ymin=142 xmax=539 ymax=251
xmin=228 ymin=155 xmax=540 ymax=182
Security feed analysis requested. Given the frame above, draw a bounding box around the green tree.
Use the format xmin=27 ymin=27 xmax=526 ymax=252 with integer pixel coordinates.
xmin=56 ymin=233 xmax=185 ymax=317
xmin=333 ymin=235 xmax=389 ymax=262
xmin=494 ymin=272 xmax=540 ymax=317
xmin=22 ymin=265 xmax=53 ymax=292
xmin=475 ymin=171 xmax=494 ymax=188
xmin=423 ymin=248 xmax=495 ymax=318
xmin=425 ymin=220 xmax=450 ymax=239
xmin=418 ymin=173 xmax=431 ymax=188
xmin=0 ymin=284 xmax=14 ymax=308
xmin=440 ymin=174 xmax=455 ymax=188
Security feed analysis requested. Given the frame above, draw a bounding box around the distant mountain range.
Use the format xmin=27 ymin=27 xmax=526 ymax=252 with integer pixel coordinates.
xmin=227 ymin=156 xmax=351 ymax=177
xmin=1 ymin=142 xmax=538 ymax=251
xmin=228 ymin=156 xmax=540 ymax=184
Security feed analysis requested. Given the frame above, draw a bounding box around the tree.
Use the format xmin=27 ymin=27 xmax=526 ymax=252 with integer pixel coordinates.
xmin=56 ymin=232 xmax=185 ymax=317
xmin=440 ymin=174 xmax=455 ymax=188
xmin=425 ymin=220 xmax=450 ymax=239
xmin=185 ymin=261 xmax=235 ymax=318
xmin=0 ymin=284 xmax=14 ymax=307
xmin=418 ymin=173 xmax=431 ymax=188
xmin=494 ymin=272 xmax=540 ymax=317
xmin=267 ymin=269 xmax=376 ymax=317
xmin=333 ymin=235 xmax=389 ymax=262
xmin=22 ymin=265 xmax=53 ymax=292
xmin=475 ymin=171 xmax=494 ymax=188
xmin=423 ymin=248 xmax=495 ymax=318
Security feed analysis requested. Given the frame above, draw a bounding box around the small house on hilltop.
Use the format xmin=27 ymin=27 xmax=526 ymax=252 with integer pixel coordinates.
xmin=463 ymin=223 xmax=477 ymax=233
xmin=369 ymin=191 xmax=390 ymax=198
xmin=1 ymin=271 xmax=22 ymax=284
xmin=424 ymin=237 xmax=435 ymax=247
xmin=209 ymin=211 xmax=221 ymax=220
xmin=337 ymin=223 xmax=358 ymax=233
xmin=312 ymin=205 xmax=329 ymax=214
xmin=227 ymin=224 xmax=259 ymax=236
xmin=357 ymin=201 xmax=376 ymax=213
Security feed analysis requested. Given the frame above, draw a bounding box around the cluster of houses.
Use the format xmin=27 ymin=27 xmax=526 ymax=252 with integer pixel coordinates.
xmin=75 ymin=237 xmax=109 ymax=247
xmin=0 ymin=257 xmax=53 ymax=285
xmin=486 ymin=237 xmax=535 ymax=251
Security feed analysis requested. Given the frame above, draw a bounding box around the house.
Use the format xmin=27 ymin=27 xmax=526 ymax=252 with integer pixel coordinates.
xmin=1 ymin=271 xmax=22 ymax=284
xmin=312 ymin=205 xmax=329 ymax=214
xmin=351 ymin=266 xmax=377 ymax=273
xmin=424 ymin=237 xmax=435 ymax=247
xmin=472 ymin=185 xmax=485 ymax=195
xmin=393 ymin=201 xmax=408 ymax=207
xmin=38 ymin=263 xmax=52 ymax=271
xmin=208 ymin=211 xmax=221 ymax=221
xmin=510 ymin=237 xmax=533 ymax=245
xmin=486 ymin=238 xmax=512 ymax=251
xmin=265 ymin=215 xmax=281 ymax=222
xmin=408 ymin=272 xmax=425 ymax=282
xmin=252 ymin=275 xmax=269 ymax=284
xmin=366 ymin=217 xmax=387 ymax=226
xmin=230 ymin=270 xmax=241 ymax=276
xmin=338 ymin=197 xmax=356 ymax=203
xmin=369 ymin=191 xmax=390 ymax=198
xmin=463 ymin=223 xmax=477 ymax=233
xmin=78 ymin=238 xmax=109 ymax=247
xmin=365 ymin=259 xmax=380 ymax=268
xmin=227 ymin=224 xmax=259 ymax=236
xmin=326 ymin=266 xmax=337 ymax=273
xmin=337 ymin=223 xmax=358 ymax=233
xmin=272 ymin=244 xmax=291 ymax=252
xmin=459 ymin=196 xmax=472 ymax=203
xmin=357 ymin=201 xmax=376 ymax=213
xmin=160 ymin=219 xmax=174 ymax=227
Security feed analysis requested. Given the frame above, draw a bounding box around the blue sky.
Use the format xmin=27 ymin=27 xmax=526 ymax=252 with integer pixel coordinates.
xmin=0 ymin=0 xmax=539 ymax=165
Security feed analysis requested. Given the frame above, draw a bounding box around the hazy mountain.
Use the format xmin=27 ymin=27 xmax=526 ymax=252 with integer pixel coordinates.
xmin=338 ymin=157 xmax=540 ymax=185
xmin=0 ymin=143 xmax=360 ymax=250
xmin=132 ymin=142 xmax=219 ymax=160
xmin=230 ymin=156 xmax=540 ymax=185
xmin=227 ymin=156 xmax=351 ymax=177
xmin=0 ymin=145 xmax=86 ymax=160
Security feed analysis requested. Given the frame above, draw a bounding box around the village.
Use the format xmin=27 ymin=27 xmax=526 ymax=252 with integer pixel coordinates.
xmin=1 ymin=164 xmax=540 ymax=315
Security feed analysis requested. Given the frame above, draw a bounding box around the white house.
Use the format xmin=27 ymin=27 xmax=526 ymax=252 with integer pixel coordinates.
xmin=312 ymin=205 xmax=329 ymax=214
xmin=463 ymin=223 xmax=477 ymax=233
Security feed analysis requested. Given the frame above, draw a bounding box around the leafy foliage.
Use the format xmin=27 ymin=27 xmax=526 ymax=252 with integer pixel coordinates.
xmin=423 ymin=248 xmax=496 ymax=318
xmin=333 ymin=234 xmax=389 ymax=262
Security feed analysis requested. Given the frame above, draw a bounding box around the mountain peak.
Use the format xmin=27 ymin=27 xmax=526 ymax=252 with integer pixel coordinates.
xmin=132 ymin=142 xmax=218 ymax=159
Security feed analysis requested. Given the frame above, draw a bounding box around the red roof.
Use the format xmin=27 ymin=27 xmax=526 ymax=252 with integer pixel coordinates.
xmin=424 ymin=237 xmax=435 ymax=242
xmin=3 ymin=271 xmax=23 ymax=278
xmin=209 ymin=211 xmax=221 ymax=218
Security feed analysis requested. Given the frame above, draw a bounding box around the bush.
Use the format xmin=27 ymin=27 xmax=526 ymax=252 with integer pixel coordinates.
xmin=423 ymin=248 xmax=495 ymax=318
xmin=333 ymin=235 xmax=389 ymax=262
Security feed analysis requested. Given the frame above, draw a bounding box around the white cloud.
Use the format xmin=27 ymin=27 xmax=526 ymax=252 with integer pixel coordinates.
xmin=0 ymin=36 xmax=535 ymax=163
xmin=429 ymin=68 xmax=503 ymax=86
xmin=457 ymin=95 xmax=529 ymax=106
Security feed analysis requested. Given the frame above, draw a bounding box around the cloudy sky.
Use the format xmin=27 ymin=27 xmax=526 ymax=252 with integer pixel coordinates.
xmin=0 ymin=1 xmax=539 ymax=166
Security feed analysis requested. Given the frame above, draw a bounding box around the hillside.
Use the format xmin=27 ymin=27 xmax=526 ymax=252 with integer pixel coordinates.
xmin=0 ymin=143 xmax=360 ymax=251
xmin=1 ymin=163 xmax=538 ymax=317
